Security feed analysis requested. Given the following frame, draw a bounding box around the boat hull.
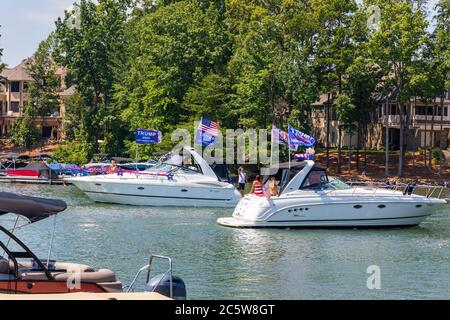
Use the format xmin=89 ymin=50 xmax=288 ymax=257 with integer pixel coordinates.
xmin=218 ymin=214 xmax=432 ymax=229
xmin=217 ymin=193 xmax=447 ymax=228
xmin=69 ymin=176 xmax=241 ymax=208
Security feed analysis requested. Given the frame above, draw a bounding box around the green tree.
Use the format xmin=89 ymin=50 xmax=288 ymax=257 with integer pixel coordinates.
xmin=55 ymin=0 xmax=132 ymax=154
xmin=9 ymin=35 xmax=61 ymax=148
xmin=115 ymin=0 xmax=231 ymax=156
xmin=9 ymin=115 xmax=39 ymax=151
xmin=227 ymin=0 xmax=318 ymax=131
xmin=311 ymin=0 xmax=360 ymax=169
xmin=334 ymin=94 xmax=357 ymax=171
xmin=433 ymin=0 xmax=450 ymax=148
xmin=346 ymin=57 xmax=383 ymax=169
xmin=25 ymin=34 xmax=61 ymax=118
xmin=367 ymin=0 xmax=429 ymax=177
xmin=0 ymin=26 xmax=4 ymax=72
xmin=183 ymin=73 xmax=233 ymax=127
xmin=62 ymin=91 xmax=85 ymax=141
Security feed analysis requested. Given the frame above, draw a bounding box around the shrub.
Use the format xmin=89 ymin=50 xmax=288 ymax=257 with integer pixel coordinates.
xmin=52 ymin=141 xmax=94 ymax=166
xmin=9 ymin=116 xmax=39 ymax=150
xmin=432 ymin=148 xmax=445 ymax=163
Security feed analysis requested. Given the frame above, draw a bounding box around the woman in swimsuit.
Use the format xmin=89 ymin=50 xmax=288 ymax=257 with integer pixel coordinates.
xmin=250 ymin=175 xmax=264 ymax=197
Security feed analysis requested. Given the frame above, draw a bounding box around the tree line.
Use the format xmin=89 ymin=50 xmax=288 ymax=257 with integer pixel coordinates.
xmin=1 ymin=0 xmax=450 ymax=176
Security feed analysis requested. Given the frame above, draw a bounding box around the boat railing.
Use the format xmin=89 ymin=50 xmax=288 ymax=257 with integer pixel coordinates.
xmin=126 ymin=254 xmax=173 ymax=298
xmin=346 ymin=181 xmax=447 ymax=199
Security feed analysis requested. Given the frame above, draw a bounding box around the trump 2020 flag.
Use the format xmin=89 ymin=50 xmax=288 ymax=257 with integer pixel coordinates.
xmin=135 ymin=129 xmax=162 ymax=145
xmin=288 ymin=125 xmax=316 ymax=148
xmin=195 ymin=117 xmax=220 ymax=147
xmin=272 ymin=125 xmax=299 ymax=151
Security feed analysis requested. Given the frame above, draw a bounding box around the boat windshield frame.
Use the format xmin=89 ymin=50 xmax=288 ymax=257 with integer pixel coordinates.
xmin=0 ymin=225 xmax=53 ymax=280
xmin=298 ymin=171 xmax=352 ymax=192
xmin=151 ymin=162 xmax=203 ymax=175
xmin=151 ymin=150 xmax=205 ymax=175
xmin=298 ymin=168 xmax=330 ymax=191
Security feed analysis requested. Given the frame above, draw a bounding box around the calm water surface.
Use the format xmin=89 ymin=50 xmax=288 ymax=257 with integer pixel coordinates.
xmin=0 ymin=184 xmax=449 ymax=300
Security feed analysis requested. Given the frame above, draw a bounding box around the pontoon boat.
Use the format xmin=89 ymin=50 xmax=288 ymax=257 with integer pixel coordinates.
xmin=0 ymin=193 xmax=186 ymax=298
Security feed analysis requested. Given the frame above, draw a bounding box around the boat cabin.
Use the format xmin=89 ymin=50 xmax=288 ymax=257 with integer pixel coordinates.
xmin=261 ymin=161 xmax=350 ymax=194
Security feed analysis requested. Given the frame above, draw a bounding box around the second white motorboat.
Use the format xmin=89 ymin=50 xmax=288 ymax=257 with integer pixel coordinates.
xmin=67 ymin=147 xmax=241 ymax=207
xmin=218 ymin=161 xmax=447 ymax=228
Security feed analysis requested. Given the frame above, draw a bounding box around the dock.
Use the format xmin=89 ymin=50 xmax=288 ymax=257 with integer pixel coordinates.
xmin=0 ymin=175 xmax=70 ymax=185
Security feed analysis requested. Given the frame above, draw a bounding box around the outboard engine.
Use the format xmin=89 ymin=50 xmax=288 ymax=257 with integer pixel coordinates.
xmin=145 ymin=273 xmax=187 ymax=300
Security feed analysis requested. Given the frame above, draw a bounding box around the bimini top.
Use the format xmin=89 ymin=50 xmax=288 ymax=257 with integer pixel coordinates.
xmin=0 ymin=192 xmax=67 ymax=223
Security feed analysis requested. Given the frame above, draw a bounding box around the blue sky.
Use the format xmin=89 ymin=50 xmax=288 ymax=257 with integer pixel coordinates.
xmin=0 ymin=0 xmax=76 ymax=67
xmin=0 ymin=0 xmax=441 ymax=67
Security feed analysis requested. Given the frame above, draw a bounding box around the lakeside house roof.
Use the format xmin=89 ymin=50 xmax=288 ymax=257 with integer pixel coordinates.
xmin=59 ymin=85 xmax=75 ymax=97
xmin=312 ymin=94 xmax=331 ymax=106
xmin=0 ymin=59 xmax=33 ymax=82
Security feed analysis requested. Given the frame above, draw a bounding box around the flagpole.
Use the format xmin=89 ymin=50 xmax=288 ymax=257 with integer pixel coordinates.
xmin=288 ymin=124 xmax=291 ymax=173
xmin=136 ymin=143 xmax=139 ymax=173
xmin=270 ymin=125 xmax=274 ymax=167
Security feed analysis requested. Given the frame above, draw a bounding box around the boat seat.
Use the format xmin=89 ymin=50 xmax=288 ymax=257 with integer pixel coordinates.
xmin=0 ymin=257 xmax=9 ymax=274
xmin=53 ymin=269 xmax=117 ymax=284
xmin=4 ymin=260 xmax=116 ymax=284
xmin=19 ymin=269 xmax=117 ymax=284
xmin=9 ymin=261 xmax=94 ymax=273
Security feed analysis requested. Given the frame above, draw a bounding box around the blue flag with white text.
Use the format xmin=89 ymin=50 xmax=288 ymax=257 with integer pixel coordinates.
xmin=136 ymin=129 xmax=162 ymax=145
xmin=272 ymin=125 xmax=299 ymax=151
xmin=288 ymin=125 xmax=316 ymax=148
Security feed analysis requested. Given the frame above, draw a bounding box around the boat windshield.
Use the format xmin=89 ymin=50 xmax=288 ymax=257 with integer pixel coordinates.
xmin=150 ymin=163 xmax=201 ymax=175
xmin=299 ymin=171 xmax=352 ymax=191
xmin=150 ymin=151 xmax=203 ymax=175
xmin=300 ymin=170 xmax=329 ymax=190
xmin=327 ymin=177 xmax=352 ymax=190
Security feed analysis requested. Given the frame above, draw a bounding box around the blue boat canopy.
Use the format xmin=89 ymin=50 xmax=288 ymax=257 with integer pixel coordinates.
xmin=0 ymin=192 xmax=67 ymax=223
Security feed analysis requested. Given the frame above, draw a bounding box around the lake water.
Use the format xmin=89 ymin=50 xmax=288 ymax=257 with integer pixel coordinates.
xmin=0 ymin=184 xmax=449 ymax=300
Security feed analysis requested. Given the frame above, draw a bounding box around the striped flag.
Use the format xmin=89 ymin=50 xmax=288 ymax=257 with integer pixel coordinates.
xmin=196 ymin=117 xmax=220 ymax=147
xmin=198 ymin=117 xmax=220 ymax=137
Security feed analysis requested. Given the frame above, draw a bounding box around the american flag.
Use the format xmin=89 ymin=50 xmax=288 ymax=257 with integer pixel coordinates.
xmin=198 ymin=117 xmax=220 ymax=137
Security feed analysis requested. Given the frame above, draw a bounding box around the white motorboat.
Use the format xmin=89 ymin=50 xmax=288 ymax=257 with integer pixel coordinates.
xmin=67 ymin=147 xmax=241 ymax=207
xmin=218 ymin=161 xmax=447 ymax=228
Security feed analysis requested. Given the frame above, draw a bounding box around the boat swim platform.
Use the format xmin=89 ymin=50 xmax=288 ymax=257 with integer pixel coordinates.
xmin=0 ymin=292 xmax=171 ymax=300
xmin=0 ymin=176 xmax=70 ymax=185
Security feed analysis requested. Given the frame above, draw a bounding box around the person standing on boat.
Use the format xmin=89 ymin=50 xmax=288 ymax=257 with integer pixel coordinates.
xmin=238 ymin=167 xmax=247 ymax=192
xmin=109 ymin=160 xmax=118 ymax=174
xmin=250 ymin=175 xmax=264 ymax=197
